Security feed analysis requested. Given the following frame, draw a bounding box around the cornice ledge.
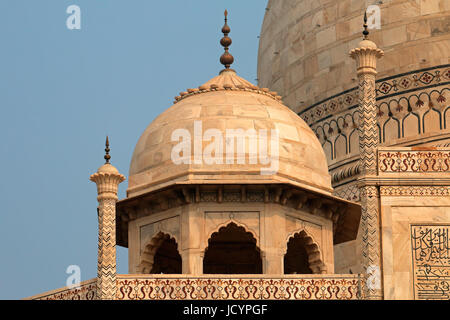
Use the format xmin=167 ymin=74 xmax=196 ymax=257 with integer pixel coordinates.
xmin=357 ymin=176 xmax=450 ymax=186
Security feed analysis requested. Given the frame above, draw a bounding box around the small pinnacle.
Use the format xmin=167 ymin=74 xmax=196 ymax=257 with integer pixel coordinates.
xmin=220 ymin=9 xmax=234 ymax=70
xmin=104 ymin=136 xmax=111 ymax=164
xmin=363 ymin=10 xmax=369 ymax=40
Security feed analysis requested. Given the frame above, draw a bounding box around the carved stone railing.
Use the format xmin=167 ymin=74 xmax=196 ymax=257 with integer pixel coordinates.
xmin=27 ymin=278 xmax=96 ymax=300
xmin=116 ymin=274 xmax=363 ymax=300
xmin=27 ymin=274 xmax=364 ymax=300
xmin=378 ymin=148 xmax=450 ymax=173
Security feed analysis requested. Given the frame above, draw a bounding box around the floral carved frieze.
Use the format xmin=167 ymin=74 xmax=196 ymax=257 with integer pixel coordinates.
xmin=29 ymin=275 xmax=365 ymax=300
xmin=378 ymin=150 xmax=450 ymax=173
xmin=116 ymin=276 xmax=362 ymax=300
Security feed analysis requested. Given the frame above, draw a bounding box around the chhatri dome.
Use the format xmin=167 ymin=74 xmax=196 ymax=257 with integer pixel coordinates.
xmin=128 ymin=10 xmax=331 ymax=198
xmin=117 ymin=11 xmax=361 ymax=277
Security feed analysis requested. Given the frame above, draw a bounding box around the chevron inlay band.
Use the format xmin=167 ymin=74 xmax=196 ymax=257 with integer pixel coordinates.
xmin=90 ymin=161 xmax=126 ymax=300
xmin=349 ymin=31 xmax=384 ymax=300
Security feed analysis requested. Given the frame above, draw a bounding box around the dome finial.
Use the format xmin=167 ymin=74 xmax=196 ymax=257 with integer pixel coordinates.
xmin=104 ymin=136 xmax=111 ymax=164
xmin=363 ymin=10 xmax=369 ymax=40
xmin=220 ymin=9 xmax=234 ymax=70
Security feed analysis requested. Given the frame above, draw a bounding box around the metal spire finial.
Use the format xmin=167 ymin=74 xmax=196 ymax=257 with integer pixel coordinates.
xmin=220 ymin=9 xmax=234 ymax=69
xmin=104 ymin=136 xmax=111 ymax=164
xmin=363 ymin=10 xmax=369 ymax=40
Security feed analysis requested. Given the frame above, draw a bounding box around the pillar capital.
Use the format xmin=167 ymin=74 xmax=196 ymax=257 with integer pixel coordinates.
xmin=349 ymin=41 xmax=384 ymax=76
xmin=90 ymin=164 xmax=126 ymax=200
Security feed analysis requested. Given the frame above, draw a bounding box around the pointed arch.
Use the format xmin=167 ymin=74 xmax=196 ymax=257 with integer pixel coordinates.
xmin=402 ymin=112 xmax=420 ymax=137
xmin=334 ymin=134 xmax=348 ymax=159
xmin=203 ymin=222 xmax=262 ymax=274
xmin=204 ymin=220 xmax=259 ymax=249
xmin=383 ymin=117 xmax=400 ymax=142
xmin=423 ymin=108 xmax=442 ymax=133
xmin=284 ymin=230 xmax=326 ymax=274
xmin=348 ymin=129 xmax=359 ymax=154
xmin=322 ymin=139 xmax=333 ymax=161
xmin=137 ymin=231 xmax=182 ymax=274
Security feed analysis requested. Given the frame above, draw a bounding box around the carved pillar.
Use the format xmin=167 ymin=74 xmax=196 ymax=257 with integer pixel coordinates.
xmin=181 ymin=249 xmax=204 ymax=275
xmin=90 ymin=140 xmax=126 ymax=300
xmin=349 ymin=18 xmax=384 ymax=300
xmin=264 ymin=251 xmax=284 ymax=274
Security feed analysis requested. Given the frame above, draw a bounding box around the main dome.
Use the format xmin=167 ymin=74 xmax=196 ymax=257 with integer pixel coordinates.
xmin=257 ymin=0 xmax=450 ymax=114
xmin=127 ymin=69 xmax=332 ymax=198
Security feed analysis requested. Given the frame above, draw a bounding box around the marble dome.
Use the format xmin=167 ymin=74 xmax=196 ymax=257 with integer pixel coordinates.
xmin=127 ymin=69 xmax=332 ymax=198
xmin=257 ymin=0 xmax=450 ymax=114
xmin=257 ymin=0 xmax=450 ymax=191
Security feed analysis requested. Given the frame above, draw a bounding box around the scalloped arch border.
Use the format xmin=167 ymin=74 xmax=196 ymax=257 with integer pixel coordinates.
xmin=137 ymin=231 xmax=181 ymax=274
xmin=202 ymin=220 xmax=261 ymax=259
xmin=284 ymin=229 xmax=326 ymax=274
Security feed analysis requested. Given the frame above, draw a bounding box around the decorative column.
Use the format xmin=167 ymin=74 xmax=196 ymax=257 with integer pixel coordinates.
xmin=263 ymin=251 xmax=284 ymax=274
xmin=349 ymin=12 xmax=384 ymax=300
xmin=90 ymin=137 xmax=125 ymax=300
xmin=181 ymin=249 xmax=204 ymax=275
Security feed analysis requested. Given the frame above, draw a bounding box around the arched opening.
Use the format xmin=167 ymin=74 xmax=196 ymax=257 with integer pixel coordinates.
xmin=150 ymin=237 xmax=182 ymax=274
xmin=139 ymin=232 xmax=182 ymax=274
xmin=284 ymin=235 xmax=313 ymax=274
xmin=203 ymin=222 xmax=262 ymax=274
xmin=284 ymin=231 xmax=325 ymax=274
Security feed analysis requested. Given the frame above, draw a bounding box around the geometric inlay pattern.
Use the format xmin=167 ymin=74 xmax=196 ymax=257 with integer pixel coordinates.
xmin=380 ymin=186 xmax=450 ymax=196
xmin=97 ymin=198 xmax=117 ymax=300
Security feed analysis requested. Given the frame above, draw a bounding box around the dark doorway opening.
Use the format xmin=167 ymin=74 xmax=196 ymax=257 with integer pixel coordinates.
xmin=150 ymin=236 xmax=182 ymax=274
xmin=284 ymin=233 xmax=313 ymax=274
xmin=203 ymin=222 xmax=262 ymax=274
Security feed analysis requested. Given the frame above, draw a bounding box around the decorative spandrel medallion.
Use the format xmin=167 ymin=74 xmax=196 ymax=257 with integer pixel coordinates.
xmin=411 ymin=225 xmax=450 ymax=300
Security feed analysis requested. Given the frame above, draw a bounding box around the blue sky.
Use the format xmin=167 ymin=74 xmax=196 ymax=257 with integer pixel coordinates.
xmin=0 ymin=0 xmax=266 ymax=299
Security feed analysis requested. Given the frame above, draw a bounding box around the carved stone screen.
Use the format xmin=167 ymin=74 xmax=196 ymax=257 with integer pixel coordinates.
xmin=411 ymin=224 xmax=450 ymax=300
